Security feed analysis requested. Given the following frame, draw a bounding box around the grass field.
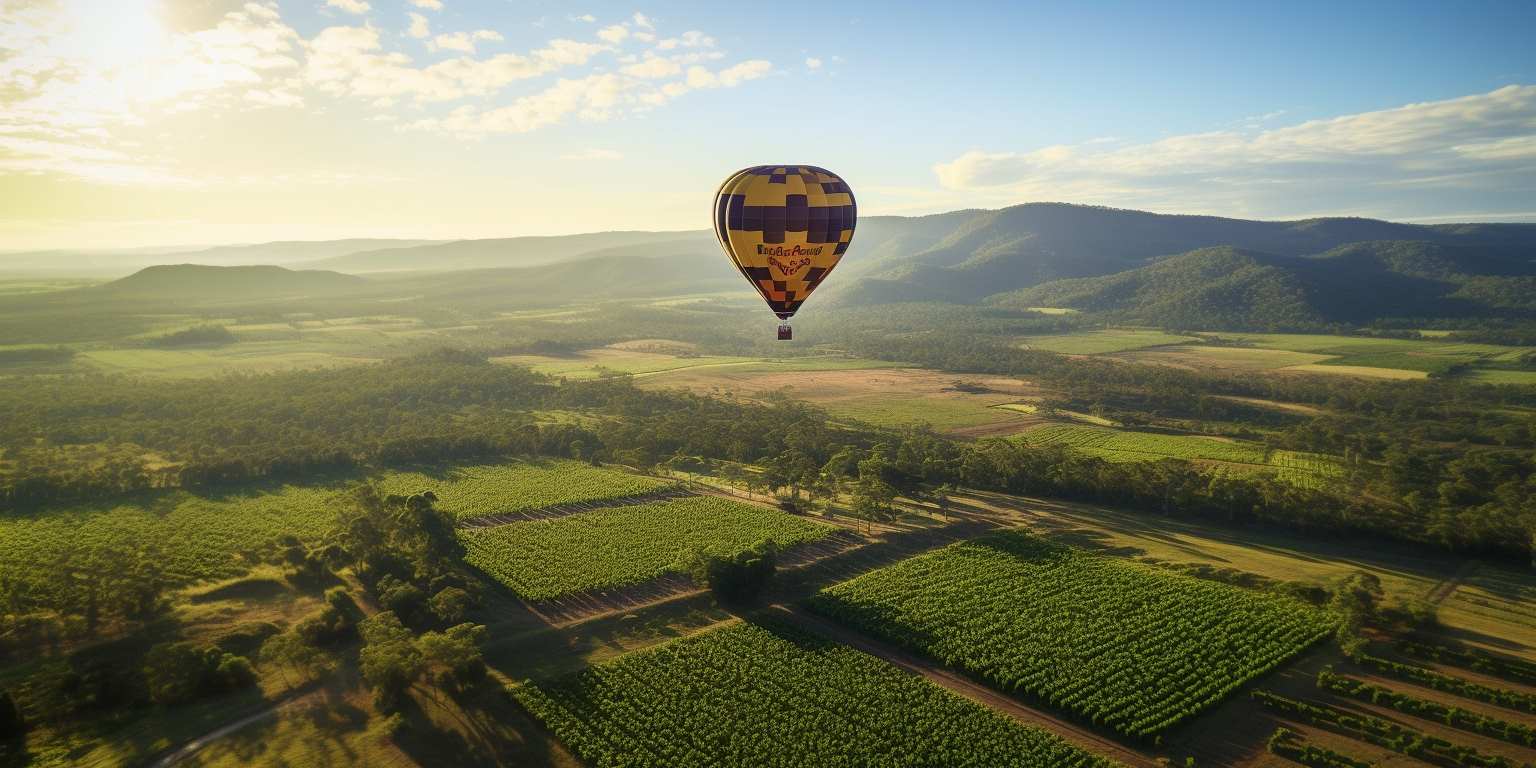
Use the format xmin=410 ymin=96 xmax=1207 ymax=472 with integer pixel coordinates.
xmin=461 ymin=496 xmax=832 ymax=601
xmin=1016 ymin=424 xmax=1345 ymax=487
xmin=491 ymin=346 xmax=909 ymax=381
xmin=377 ymin=460 xmax=673 ymax=520
xmin=1463 ymin=369 xmax=1536 ymax=385
xmin=640 ymin=365 xmax=1041 ymax=434
xmin=809 ymin=531 xmax=1335 ymax=737
xmin=513 ymin=619 xmax=1117 ymax=768
xmin=1018 ymin=329 xmax=1198 ymax=355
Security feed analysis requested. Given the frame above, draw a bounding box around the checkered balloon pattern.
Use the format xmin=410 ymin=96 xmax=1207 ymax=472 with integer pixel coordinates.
xmin=713 ymin=166 xmax=855 ymax=320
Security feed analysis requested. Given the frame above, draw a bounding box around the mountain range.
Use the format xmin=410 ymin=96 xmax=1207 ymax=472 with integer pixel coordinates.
xmin=17 ymin=204 xmax=1536 ymax=329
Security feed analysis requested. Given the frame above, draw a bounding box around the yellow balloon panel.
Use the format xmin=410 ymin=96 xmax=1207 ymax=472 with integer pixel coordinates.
xmin=713 ymin=165 xmax=856 ymax=319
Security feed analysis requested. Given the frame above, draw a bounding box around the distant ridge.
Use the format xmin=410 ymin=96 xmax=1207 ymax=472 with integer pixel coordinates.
xmin=102 ymin=264 xmax=368 ymax=301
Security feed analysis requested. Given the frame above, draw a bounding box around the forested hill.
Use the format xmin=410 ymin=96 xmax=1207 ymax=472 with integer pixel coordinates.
xmin=826 ymin=203 xmax=1536 ymax=311
xmin=101 ymin=264 xmax=369 ymax=301
xmin=988 ymin=241 xmax=1536 ymax=329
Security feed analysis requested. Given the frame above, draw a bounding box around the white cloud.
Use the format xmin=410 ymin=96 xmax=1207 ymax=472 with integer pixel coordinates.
xmin=409 ymin=0 xmax=443 ymax=9
xmin=656 ymin=30 xmax=713 ymax=50
xmin=561 ymin=148 xmax=624 ymax=160
xmin=931 ymin=85 xmax=1536 ymax=219
xmin=622 ymin=56 xmax=681 ymax=79
xmin=597 ymin=24 xmax=629 ymax=44
xmin=571 ymin=13 xmax=596 ymax=23
xmin=430 ymin=29 xmax=503 ymax=54
xmin=805 ymin=57 xmax=822 ymax=70
xmin=409 ymin=59 xmax=773 ymax=136
xmin=632 ymin=13 xmax=654 ymax=30
xmin=325 ymin=0 xmax=371 ymax=15
xmin=685 ymin=60 xmax=771 ymax=89
xmin=407 ymin=13 xmax=430 ymax=39
xmin=306 ymin=28 xmax=604 ymax=103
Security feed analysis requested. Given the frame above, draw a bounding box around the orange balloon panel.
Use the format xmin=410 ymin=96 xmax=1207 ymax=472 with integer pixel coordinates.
xmin=712 ymin=165 xmax=855 ymax=319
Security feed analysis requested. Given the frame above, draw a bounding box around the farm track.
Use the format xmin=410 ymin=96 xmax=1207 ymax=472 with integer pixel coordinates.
xmin=145 ymin=686 xmax=322 ymax=768
xmin=768 ymin=604 xmax=1161 ymax=768
xmin=455 ymin=486 xmax=696 ymax=529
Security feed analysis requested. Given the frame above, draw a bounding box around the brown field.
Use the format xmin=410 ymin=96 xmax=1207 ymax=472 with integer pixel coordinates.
xmin=639 ymin=366 xmax=1046 ymax=434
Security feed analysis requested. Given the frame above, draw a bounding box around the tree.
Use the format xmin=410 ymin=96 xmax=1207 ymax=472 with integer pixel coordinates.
xmin=688 ymin=540 xmax=777 ymax=605
xmin=296 ymin=588 xmax=363 ymax=647
xmin=0 ymin=688 xmax=24 ymax=739
xmin=850 ymin=479 xmax=897 ymax=534
xmin=416 ymin=622 xmax=488 ymax=693
xmin=429 ymin=586 xmax=473 ymax=626
xmin=358 ymin=612 xmax=423 ymax=712
xmin=143 ymin=642 xmax=206 ymax=705
xmin=259 ymin=631 xmax=331 ymax=686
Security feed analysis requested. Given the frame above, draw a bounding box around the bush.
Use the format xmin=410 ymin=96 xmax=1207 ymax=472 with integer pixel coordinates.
xmin=687 ymin=540 xmax=777 ymax=605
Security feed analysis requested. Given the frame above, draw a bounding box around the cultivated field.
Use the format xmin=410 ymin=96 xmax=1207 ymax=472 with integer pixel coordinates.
xmin=1016 ymin=424 xmax=1345 ymax=487
xmin=1017 ymin=329 xmax=1197 ymax=355
xmin=377 ymin=460 xmax=672 ymax=520
xmin=808 ymin=531 xmax=1336 ymax=737
xmin=640 ymin=364 xmax=1043 ymax=434
xmin=461 ymin=496 xmax=833 ymax=601
xmin=513 ymin=619 xmax=1118 ymax=768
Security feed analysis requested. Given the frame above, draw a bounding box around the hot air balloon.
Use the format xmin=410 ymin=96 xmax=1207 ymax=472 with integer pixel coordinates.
xmin=713 ymin=166 xmax=855 ymax=340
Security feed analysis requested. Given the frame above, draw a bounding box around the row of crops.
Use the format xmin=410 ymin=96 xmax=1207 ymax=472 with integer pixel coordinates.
xmin=1018 ymin=424 xmax=1344 ymax=487
xmin=513 ymin=620 xmax=1119 ymax=768
xmin=806 ymin=531 xmax=1336 ymax=738
xmin=378 ymin=460 xmax=673 ymax=520
xmin=461 ymin=496 xmax=833 ymax=601
xmin=0 ymin=459 xmax=677 ymax=605
xmin=0 ymin=485 xmax=342 ymax=604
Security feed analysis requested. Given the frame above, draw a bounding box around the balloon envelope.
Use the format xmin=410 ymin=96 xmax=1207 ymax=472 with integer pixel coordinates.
xmin=713 ymin=166 xmax=856 ymax=321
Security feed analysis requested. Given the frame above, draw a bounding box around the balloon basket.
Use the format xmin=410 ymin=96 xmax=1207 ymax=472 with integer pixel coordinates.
xmin=777 ymin=323 xmax=792 ymax=341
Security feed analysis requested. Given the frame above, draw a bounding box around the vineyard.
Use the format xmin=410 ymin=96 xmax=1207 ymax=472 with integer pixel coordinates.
xmin=377 ymin=460 xmax=672 ymax=520
xmin=0 ymin=485 xmax=341 ymax=605
xmin=513 ymin=620 xmax=1119 ymax=768
xmin=807 ymin=531 xmax=1335 ymax=738
xmin=1019 ymin=425 xmax=1343 ymax=487
xmin=461 ymin=496 xmax=833 ymax=601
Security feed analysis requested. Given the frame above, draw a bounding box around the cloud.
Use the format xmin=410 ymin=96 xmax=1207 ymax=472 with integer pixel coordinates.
xmin=430 ymin=29 xmax=503 ymax=54
xmin=932 ymin=85 xmax=1536 ymax=219
xmin=0 ymin=2 xmax=777 ymax=186
xmin=805 ymin=57 xmax=822 ymax=70
xmin=597 ymin=24 xmax=629 ymax=44
xmin=408 ymin=59 xmax=773 ymax=136
xmin=656 ymin=30 xmax=713 ymax=50
xmin=325 ymin=0 xmax=370 ymax=15
xmin=622 ymin=56 xmax=681 ymax=79
xmin=409 ymin=0 xmax=443 ymax=9
xmin=407 ymin=13 xmax=430 ymax=39
xmin=685 ymin=60 xmax=772 ymax=89
xmin=561 ymin=148 xmax=623 ymax=160
xmin=0 ymin=2 xmax=303 ymax=185
xmin=571 ymin=13 xmax=596 ymax=23
xmin=306 ymin=27 xmax=605 ymax=102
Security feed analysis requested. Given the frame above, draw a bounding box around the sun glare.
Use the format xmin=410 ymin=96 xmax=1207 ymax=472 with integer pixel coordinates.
xmin=59 ymin=0 xmax=170 ymax=71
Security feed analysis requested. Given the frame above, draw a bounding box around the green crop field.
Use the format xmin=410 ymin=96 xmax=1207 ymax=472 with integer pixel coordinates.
xmin=378 ymin=460 xmax=673 ymax=520
xmin=0 ymin=486 xmax=342 ymax=606
xmin=513 ymin=619 xmax=1117 ymax=768
xmin=1017 ymin=424 xmax=1344 ymax=486
xmin=1019 ymin=424 xmax=1267 ymax=464
xmin=1018 ymin=329 xmax=1198 ymax=355
xmin=461 ymin=496 xmax=832 ymax=601
xmin=808 ymin=532 xmax=1335 ymax=738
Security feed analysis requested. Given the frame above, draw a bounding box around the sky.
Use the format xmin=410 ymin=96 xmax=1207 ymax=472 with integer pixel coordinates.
xmin=1 ymin=0 xmax=1534 ymax=250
